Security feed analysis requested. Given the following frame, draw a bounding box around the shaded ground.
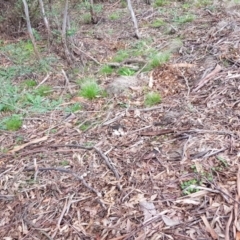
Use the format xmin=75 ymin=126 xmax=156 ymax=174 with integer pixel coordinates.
xmin=1 ymin=0 xmax=240 ymax=239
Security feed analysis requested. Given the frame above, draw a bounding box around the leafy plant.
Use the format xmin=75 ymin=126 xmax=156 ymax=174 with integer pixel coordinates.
xmin=117 ymin=67 xmax=136 ymax=76
xmin=79 ymin=80 xmax=101 ymax=100
xmin=181 ymin=179 xmax=199 ymax=195
xmin=144 ymin=92 xmax=161 ymax=106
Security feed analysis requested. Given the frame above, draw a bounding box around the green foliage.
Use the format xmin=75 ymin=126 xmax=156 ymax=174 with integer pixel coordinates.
xmin=82 ymin=13 xmax=91 ymax=24
xmin=65 ymin=103 xmax=82 ymax=113
xmin=100 ymin=65 xmax=114 ymax=75
xmin=79 ymin=80 xmax=102 ymax=100
xmin=32 ymin=28 xmax=41 ymax=41
xmin=113 ymin=50 xmax=130 ymax=62
xmin=148 ymin=52 xmax=171 ymax=69
xmin=181 ymin=179 xmax=199 ymax=195
xmin=194 ymin=0 xmax=212 ymax=7
xmin=154 ymin=0 xmax=168 ymax=7
xmin=21 ymin=79 xmax=37 ymax=88
xmin=120 ymin=0 xmax=127 ymax=8
xmin=34 ymin=85 xmax=52 ymax=96
xmin=1 ymin=115 xmax=23 ymax=131
xmin=109 ymin=12 xmax=120 ymax=20
xmin=174 ymin=14 xmax=195 ymax=24
xmin=79 ymin=122 xmax=92 ymax=131
xmin=59 ymin=160 xmax=69 ymax=166
xmin=151 ymin=18 xmax=165 ymax=28
xmin=144 ymin=92 xmax=161 ymax=106
xmin=117 ymin=67 xmax=136 ymax=76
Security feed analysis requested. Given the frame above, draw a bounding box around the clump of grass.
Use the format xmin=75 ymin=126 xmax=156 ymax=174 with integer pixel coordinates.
xmin=113 ymin=50 xmax=129 ymax=62
xmin=109 ymin=12 xmax=120 ymax=20
xmin=79 ymin=80 xmax=101 ymax=99
xmin=144 ymin=92 xmax=161 ymax=106
xmin=22 ymin=79 xmax=37 ymax=88
xmin=174 ymin=14 xmax=195 ymax=24
xmin=65 ymin=103 xmax=82 ymax=113
xmin=34 ymin=85 xmax=52 ymax=96
xmin=117 ymin=67 xmax=136 ymax=76
xmin=154 ymin=0 xmax=168 ymax=7
xmin=4 ymin=115 xmax=23 ymax=131
xmin=82 ymin=13 xmax=91 ymax=24
xmin=100 ymin=65 xmax=113 ymax=75
xmin=151 ymin=18 xmax=165 ymax=28
xmin=149 ymin=51 xmax=171 ymax=69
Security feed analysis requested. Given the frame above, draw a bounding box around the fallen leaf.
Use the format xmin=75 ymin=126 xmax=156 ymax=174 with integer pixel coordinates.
xmin=162 ymin=215 xmax=181 ymax=226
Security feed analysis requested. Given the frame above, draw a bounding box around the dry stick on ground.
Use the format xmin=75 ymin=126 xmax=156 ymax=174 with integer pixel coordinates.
xmin=50 ymin=144 xmax=121 ymax=190
xmin=24 ymin=166 xmax=106 ymax=209
xmin=61 ymin=69 xmax=73 ymax=95
xmin=22 ymin=0 xmax=41 ymax=60
xmin=126 ymin=0 xmax=140 ymax=39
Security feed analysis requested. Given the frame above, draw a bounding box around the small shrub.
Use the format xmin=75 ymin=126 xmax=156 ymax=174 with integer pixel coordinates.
xmin=144 ymin=92 xmax=161 ymax=106
xmin=79 ymin=80 xmax=101 ymax=99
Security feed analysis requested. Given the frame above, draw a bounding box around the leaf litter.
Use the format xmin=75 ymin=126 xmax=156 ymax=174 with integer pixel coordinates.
xmin=1 ymin=0 xmax=240 ymax=239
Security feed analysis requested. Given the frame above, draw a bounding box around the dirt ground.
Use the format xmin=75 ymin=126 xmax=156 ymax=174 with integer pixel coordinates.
xmin=1 ymin=0 xmax=240 ymax=239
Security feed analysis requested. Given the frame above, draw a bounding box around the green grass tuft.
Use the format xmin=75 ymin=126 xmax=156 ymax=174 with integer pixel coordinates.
xmin=148 ymin=51 xmax=171 ymax=69
xmin=151 ymin=18 xmax=165 ymax=28
xmin=117 ymin=67 xmax=136 ymax=76
xmin=144 ymin=92 xmax=161 ymax=106
xmin=79 ymin=80 xmax=101 ymax=100
xmin=4 ymin=115 xmax=23 ymax=131
xmin=34 ymin=85 xmax=52 ymax=96
xmin=100 ymin=65 xmax=114 ymax=75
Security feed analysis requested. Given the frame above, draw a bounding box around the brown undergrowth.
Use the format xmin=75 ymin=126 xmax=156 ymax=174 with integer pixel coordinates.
xmin=1 ymin=1 xmax=240 ymax=239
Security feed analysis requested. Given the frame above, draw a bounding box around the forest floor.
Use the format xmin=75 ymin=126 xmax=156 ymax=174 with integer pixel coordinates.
xmin=1 ymin=0 xmax=240 ymax=239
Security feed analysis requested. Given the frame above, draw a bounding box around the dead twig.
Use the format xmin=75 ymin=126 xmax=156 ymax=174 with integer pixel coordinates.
xmin=49 ymin=144 xmax=121 ymax=190
xmin=24 ymin=166 xmax=106 ymax=208
xmin=193 ymin=64 xmax=222 ymax=92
